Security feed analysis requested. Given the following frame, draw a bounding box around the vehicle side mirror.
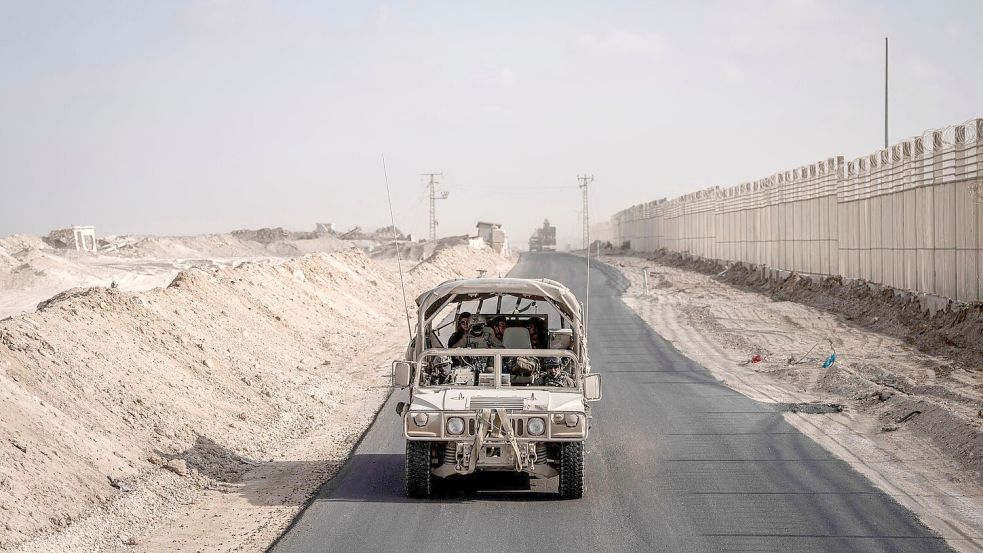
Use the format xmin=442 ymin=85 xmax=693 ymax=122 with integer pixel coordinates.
xmin=583 ymin=373 xmax=602 ymax=401
xmin=392 ymin=361 xmax=413 ymax=388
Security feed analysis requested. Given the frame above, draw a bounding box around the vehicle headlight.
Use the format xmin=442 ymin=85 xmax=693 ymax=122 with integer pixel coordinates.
xmin=411 ymin=412 xmax=429 ymax=427
xmin=564 ymin=414 xmax=580 ymax=427
xmin=446 ymin=416 xmax=465 ymax=435
xmin=527 ymin=417 xmax=546 ymax=436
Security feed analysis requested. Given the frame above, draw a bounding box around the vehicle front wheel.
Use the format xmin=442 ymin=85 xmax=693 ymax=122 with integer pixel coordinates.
xmin=405 ymin=441 xmax=433 ymax=498
xmin=558 ymin=442 xmax=584 ymax=499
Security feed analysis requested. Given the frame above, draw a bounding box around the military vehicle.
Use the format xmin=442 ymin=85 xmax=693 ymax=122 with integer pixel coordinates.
xmin=392 ymin=278 xmax=601 ymax=499
xmin=528 ymin=219 xmax=557 ymax=252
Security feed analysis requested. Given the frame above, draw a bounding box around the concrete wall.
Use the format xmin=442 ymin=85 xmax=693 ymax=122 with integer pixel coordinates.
xmin=589 ymin=221 xmax=614 ymax=244
xmin=612 ymin=118 xmax=983 ymax=302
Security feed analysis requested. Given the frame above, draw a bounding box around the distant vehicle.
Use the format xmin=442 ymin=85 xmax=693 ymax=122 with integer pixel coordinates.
xmin=392 ymin=278 xmax=601 ymax=499
xmin=528 ymin=219 xmax=556 ymax=252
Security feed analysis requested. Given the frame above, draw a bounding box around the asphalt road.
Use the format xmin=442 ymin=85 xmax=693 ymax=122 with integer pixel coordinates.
xmin=271 ymin=252 xmax=952 ymax=553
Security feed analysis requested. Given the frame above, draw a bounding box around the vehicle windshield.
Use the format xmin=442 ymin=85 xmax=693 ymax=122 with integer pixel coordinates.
xmin=427 ymin=292 xmax=575 ymax=345
xmin=417 ymin=292 xmax=579 ymax=389
xmin=419 ymin=351 xmax=578 ymax=389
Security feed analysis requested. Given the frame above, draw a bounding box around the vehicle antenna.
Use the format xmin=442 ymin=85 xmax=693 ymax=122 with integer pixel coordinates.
xmin=580 ymin=175 xmax=593 ymax=343
xmin=585 ymin=237 xmax=591 ymax=344
xmin=382 ymin=154 xmax=414 ymax=339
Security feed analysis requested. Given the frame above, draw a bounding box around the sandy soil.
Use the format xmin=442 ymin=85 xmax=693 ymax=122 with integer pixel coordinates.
xmin=606 ymin=254 xmax=983 ymax=552
xmin=1 ymin=243 xmax=512 ymax=552
xmin=0 ymin=233 xmax=361 ymax=320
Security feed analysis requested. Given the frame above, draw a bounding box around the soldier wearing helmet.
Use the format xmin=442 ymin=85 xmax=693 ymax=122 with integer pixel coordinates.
xmin=536 ymin=358 xmax=574 ymax=387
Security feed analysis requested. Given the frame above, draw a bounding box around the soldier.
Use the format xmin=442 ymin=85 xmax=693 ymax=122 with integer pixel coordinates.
xmin=460 ymin=316 xmax=502 ymax=349
xmin=526 ymin=317 xmax=548 ymax=348
xmin=448 ymin=312 xmax=472 ymax=348
xmin=492 ymin=315 xmax=508 ymax=342
xmin=428 ymin=356 xmax=454 ymax=385
xmin=536 ymin=359 xmax=574 ymax=387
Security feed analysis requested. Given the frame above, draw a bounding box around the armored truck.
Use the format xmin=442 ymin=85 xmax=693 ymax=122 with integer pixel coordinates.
xmin=392 ymin=278 xmax=601 ymax=499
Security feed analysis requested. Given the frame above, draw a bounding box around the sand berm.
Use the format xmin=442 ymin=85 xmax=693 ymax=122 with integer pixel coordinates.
xmin=0 ymin=244 xmax=513 ymax=551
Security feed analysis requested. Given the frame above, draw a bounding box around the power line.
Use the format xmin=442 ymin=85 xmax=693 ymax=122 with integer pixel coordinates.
xmin=450 ymin=184 xmax=578 ymax=191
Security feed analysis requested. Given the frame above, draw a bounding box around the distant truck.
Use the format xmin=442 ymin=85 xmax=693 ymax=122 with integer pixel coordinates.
xmin=528 ymin=219 xmax=556 ymax=252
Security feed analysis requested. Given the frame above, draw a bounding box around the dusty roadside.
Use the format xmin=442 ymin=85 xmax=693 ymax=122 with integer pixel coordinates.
xmin=2 ymin=244 xmax=513 ymax=552
xmin=604 ymin=254 xmax=983 ymax=553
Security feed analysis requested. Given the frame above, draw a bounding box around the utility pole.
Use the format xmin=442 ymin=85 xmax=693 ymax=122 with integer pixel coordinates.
xmin=578 ymin=174 xmax=593 ymax=250
xmin=884 ymin=36 xmax=889 ymax=148
xmin=422 ymin=172 xmax=447 ymax=242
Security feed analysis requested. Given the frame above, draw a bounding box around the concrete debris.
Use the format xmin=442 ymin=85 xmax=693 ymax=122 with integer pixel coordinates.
xmin=775 ymin=402 xmax=844 ymax=414
xmin=163 ymin=459 xmax=188 ymax=477
xmin=107 ymin=477 xmax=132 ymax=492
xmin=897 ymin=410 xmax=922 ymax=424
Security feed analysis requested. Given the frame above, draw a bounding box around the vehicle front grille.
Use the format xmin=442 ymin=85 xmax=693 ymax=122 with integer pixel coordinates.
xmin=468 ymin=396 xmax=525 ymax=410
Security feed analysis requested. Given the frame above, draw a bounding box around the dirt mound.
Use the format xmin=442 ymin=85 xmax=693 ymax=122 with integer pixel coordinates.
xmin=229 ymin=227 xmax=297 ymax=244
xmin=0 ymin=245 xmax=512 ymax=550
xmin=108 ymin=234 xmax=275 ymax=258
xmin=370 ymin=235 xmax=469 ymax=262
xmin=409 ymin=241 xmax=507 ymax=281
xmin=103 ymin=231 xmax=356 ymax=260
xmin=284 ymin=235 xmax=352 ymax=255
xmin=638 ymin=249 xmax=983 ymax=372
xmin=0 ymin=231 xmax=362 ymax=320
xmin=0 ymin=243 xmax=118 ymax=319
xmin=370 ymin=241 xmax=434 ymax=261
xmin=0 ymin=235 xmax=49 ymax=253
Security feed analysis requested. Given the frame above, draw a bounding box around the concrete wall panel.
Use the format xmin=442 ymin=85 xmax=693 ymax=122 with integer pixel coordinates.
xmin=610 ymin=118 xmax=981 ymax=302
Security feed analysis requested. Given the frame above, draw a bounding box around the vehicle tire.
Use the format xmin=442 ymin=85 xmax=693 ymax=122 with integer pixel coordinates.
xmin=558 ymin=442 xmax=584 ymax=499
xmin=405 ymin=441 xmax=433 ymax=499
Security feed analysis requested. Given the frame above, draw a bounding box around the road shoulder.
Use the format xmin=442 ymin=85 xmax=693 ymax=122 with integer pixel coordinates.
xmin=606 ymin=254 xmax=983 ymax=553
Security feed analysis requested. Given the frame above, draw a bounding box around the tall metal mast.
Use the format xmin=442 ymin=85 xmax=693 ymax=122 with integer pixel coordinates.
xmin=422 ymin=172 xmax=446 ymax=242
xmin=577 ymin=174 xmax=594 ymax=250
xmin=884 ymin=37 xmax=889 ymax=148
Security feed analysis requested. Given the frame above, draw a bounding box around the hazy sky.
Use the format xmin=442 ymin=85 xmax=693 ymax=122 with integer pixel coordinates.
xmin=2 ymin=1 xmax=981 ymax=246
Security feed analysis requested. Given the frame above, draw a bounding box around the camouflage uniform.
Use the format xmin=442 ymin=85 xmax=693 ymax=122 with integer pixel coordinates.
xmin=536 ymin=370 xmax=574 ymax=387
xmin=465 ymin=327 xmax=503 ymax=349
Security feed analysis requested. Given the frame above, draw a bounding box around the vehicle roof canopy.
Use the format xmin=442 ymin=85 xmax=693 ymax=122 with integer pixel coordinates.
xmin=415 ymin=278 xmax=582 ymax=324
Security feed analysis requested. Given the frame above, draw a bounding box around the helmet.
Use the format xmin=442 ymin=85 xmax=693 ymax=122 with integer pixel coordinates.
xmin=468 ymin=315 xmax=486 ymax=337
